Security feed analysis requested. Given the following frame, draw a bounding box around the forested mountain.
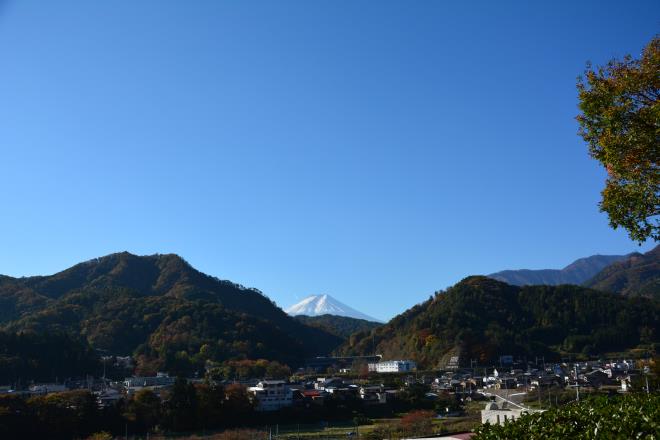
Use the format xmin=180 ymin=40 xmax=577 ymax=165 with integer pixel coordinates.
xmin=584 ymin=245 xmax=659 ymax=299
xmin=0 ymin=252 xmax=342 ymax=375
xmin=340 ymin=277 xmax=659 ymax=368
xmin=488 ymin=253 xmax=630 ymax=286
xmin=293 ymin=314 xmax=381 ymax=339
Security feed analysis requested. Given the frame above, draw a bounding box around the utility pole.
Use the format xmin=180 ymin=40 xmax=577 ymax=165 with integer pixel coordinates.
xmin=574 ymin=365 xmax=580 ymax=402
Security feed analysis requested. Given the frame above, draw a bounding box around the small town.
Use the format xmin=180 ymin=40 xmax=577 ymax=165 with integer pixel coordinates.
xmin=0 ymin=353 xmax=654 ymax=439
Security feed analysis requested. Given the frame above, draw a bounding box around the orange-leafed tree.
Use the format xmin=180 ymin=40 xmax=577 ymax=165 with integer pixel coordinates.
xmin=577 ymin=36 xmax=659 ymax=243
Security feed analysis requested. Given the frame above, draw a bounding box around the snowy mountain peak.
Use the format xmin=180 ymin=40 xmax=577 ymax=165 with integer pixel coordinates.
xmin=285 ymin=294 xmax=380 ymax=322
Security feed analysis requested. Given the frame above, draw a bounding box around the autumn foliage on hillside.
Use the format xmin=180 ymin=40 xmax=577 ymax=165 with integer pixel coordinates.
xmin=0 ymin=253 xmax=343 ymax=376
xmin=341 ymin=276 xmax=660 ymax=368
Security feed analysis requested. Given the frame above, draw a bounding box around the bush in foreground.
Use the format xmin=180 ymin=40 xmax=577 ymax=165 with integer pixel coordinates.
xmin=474 ymin=393 xmax=660 ymax=439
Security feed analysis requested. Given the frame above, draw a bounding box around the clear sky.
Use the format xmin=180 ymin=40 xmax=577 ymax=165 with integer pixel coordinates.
xmin=0 ymin=1 xmax=657 ymax=320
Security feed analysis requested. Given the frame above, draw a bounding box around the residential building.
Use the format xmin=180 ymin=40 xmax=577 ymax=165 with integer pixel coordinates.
xmin=359 ymin=385 xmax=387 ymax=404
xmin=314 ymin=377 xmax=344 ymax=390
xmin=248 ymin=380 xmax=293 ymax=411
xmin=94 ymin=388 xmax=124 ymax=408
xmin=446 ymin=356 xmax=461 ymax=370
xmin=300 ymin=389 xmax=326 ymax=405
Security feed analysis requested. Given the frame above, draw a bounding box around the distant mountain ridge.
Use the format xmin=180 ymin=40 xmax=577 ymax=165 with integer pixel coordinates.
xmin=585 ymin=245 xmax=659 ymax=299
xmin=286 ymin=294 xmax=381 ymax=322
xmin=489 ymin=253 xmax=631 ymax=286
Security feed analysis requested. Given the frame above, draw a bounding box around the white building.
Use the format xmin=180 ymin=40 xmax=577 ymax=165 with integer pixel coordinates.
xmin=481 ymin=402 xmax=538 ymax=425
xmin=368 ymin=360 xmax=417 ymax=373
xmin=247 ymin=380 xmax=293 ymax=411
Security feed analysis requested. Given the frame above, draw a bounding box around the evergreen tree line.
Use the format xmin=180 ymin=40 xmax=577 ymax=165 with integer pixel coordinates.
xmin=0 ymin=331 xmax=100 ymax=385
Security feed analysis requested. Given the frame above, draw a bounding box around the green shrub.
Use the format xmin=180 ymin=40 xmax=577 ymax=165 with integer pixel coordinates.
xmin=474 ymin=394 xmax=660 ymax=439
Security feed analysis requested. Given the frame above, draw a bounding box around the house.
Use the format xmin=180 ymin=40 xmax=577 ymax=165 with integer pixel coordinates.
xmin=299 ymin=389 xmax=326 ymax=405
xmin=446 ymin=356 xmax=461 ymax=370
xmin=531 ymin=375 xmax=561 ymax=389
xmin=449 ymin=379 xmax=464 ymax=392
xmin=326 ymin=387 xmax=358 ymax=400
xmin=482 ymin=376 xmax=498 ymax=389
xmin=584 ymin=370 xmax=614 ymax=388
xmin=94 ymin=388 xmax=124 ymax=408
xmin=553 ymin=365 xmax=567 ymax=376
xmin=494 ymin=377 xmax=517 ymax=390
xmin=314 ymin=377 xmax=344 ymax=390
xmin=359 ymin=385 xmax=387 ymax=404
xmin=248 ymin=380 xmax=293 ymax=411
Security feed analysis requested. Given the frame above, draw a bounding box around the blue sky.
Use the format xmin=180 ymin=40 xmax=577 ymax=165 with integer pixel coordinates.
xmin=0 ymin=1 xmax=657 ymax=320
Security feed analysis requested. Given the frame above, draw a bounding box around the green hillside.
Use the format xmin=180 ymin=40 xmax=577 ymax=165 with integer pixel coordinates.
xmin=340 ymin=276 xmax=659 ymax=368
xmin=0 ymin=252 xmax=342 ymax=375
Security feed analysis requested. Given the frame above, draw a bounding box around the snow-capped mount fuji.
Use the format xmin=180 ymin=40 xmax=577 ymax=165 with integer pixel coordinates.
xmin=285 ymin=294 xmax=381 ymax=322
